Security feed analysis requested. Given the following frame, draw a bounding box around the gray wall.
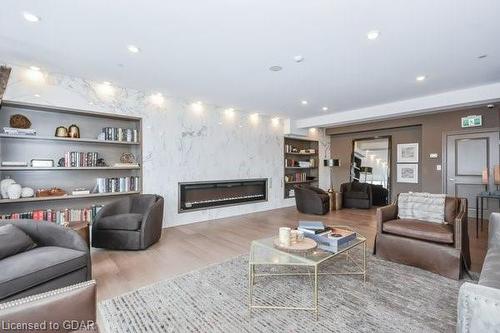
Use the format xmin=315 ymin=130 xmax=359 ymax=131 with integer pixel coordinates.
xmin=328 ymin=105 xmax=500 ymax=200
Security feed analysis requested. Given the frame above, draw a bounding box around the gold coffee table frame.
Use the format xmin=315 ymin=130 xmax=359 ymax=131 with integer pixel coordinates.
xmin=248 ymin=226 xmax=366 ymax=320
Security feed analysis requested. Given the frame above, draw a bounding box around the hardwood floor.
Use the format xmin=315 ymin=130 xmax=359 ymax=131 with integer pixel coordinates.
xmin=91 ymin=206 xmax=489 ymax=301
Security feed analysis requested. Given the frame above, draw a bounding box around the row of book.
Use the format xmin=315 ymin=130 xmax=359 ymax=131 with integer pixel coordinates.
xmin=96 ymin=176 xmax=140 ymax=193
xmin=285 ymin=172 xmax=308 ymax=183
xmin=0 ymin=205 xmax=103 ymax=225
xmin=100 ymin=127 xmax=138 ymax=142
xmin=63 ymin=152 xmax=99 ymax=167
xmin=284 ymin=144 xmax=315 ymax=154
xmin=284 ymin=158 xmax=316 ymax=168
xmin=3 ymin=127 xmax=36 ymax=136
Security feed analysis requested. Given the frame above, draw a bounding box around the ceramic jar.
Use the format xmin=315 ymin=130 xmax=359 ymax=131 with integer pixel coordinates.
xmin=7 ymin=183 xmax=22 ymax=199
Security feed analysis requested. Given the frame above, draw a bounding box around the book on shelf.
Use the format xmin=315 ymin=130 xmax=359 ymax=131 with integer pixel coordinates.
xmin=63 ymin=152 xmax=99 ymax=167
xmin=72 ymin=188 xmax=91 ymax=195
xmin=0 ymin=205 xmax=103 ymax=225
xmin=1 ymin=161 xmax=28 ymax=167
xmin=99 ymin=127 xmax=138 ymax=142
xmin=96 ymin=176 xmax=140 ymax=193
xmin=3 ymin=127 xmax=36 ymax=136
xmin=285 ymin=172 xmax=307 ymax=183
xmin=112 ymin=163 xmax=140 ymax=168
xmin=285 ymin=158 xmax=315 ymax=168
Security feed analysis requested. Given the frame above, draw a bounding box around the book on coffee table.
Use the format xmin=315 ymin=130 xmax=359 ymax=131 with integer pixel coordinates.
xmin=304 ymin=227 xmax=357 ymax=252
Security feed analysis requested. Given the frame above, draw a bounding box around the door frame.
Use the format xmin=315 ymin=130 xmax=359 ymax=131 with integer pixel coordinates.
xmin=441 ymin=126 xmax=500 ymax=195
xmin=350 ymin=135 xmax=392 ymax=199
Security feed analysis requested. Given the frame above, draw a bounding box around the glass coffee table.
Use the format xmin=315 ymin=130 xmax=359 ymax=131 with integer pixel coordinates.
xmin=248 ymin=226 xmax=366 ymax=320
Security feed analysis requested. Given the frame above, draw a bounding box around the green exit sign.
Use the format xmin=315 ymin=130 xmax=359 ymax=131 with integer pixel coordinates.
xmin=461 ymin=115 xmax=482 ymax=128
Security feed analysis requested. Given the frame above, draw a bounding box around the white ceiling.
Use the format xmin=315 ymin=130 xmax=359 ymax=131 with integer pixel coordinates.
xmin=1 ymin=0 xmax=499 ymax=119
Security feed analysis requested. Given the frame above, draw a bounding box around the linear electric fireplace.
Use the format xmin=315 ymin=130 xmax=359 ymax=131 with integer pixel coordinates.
xmin=179 ymin=178 xmax=268 ymax=212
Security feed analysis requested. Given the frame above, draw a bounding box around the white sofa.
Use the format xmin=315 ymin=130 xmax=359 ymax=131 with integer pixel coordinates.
xmin=457 ymin=212 xmax=500 ymax=332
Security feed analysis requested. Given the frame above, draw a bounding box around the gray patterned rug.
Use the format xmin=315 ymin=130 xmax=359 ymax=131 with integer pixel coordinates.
xmin=99 ymin=253 xmax=465 ymax=333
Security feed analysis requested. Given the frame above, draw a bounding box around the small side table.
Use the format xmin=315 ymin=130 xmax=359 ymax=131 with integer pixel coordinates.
xmin=68 ymin=221 xmax=90 ymax=247
xmin=327 ymin=191 xmax=343 ymax=211
xmin=475 ymin=192 xmax=500 ymax=238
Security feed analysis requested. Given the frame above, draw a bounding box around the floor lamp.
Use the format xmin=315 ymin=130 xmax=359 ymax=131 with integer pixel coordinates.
xmin=324 ymin=159 xmax=341 ymax=191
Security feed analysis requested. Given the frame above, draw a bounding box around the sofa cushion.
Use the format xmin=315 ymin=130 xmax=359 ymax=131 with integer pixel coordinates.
xmin=398 ymin=193 xmax=446 ymax=224
xmin=96 ymin=213 xmax=143 ymax=231
xmin=0 ymin=224 xmax=37 ymax=260
xmin=0 ymin=246 xmax=87 ymax=299
xmin=343 ymin=191 xmax=369 ymax=200
xmin=478 ymin=247 xmax=500 ymax=289
xmin=383 ymin=219 xmax=454 ymax=244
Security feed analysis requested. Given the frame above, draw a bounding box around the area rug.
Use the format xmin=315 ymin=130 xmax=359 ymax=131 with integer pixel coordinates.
xmin=99 ymin=253 xmax=466 ymax=333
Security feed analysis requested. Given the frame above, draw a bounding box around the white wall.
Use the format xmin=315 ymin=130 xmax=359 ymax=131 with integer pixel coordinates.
xmin=3 ymin=65 xmax=329 ymax=227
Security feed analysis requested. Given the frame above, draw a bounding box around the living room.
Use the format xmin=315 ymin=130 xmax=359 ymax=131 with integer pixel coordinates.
xmin=0 ymin=1 xmax=499 ymax=332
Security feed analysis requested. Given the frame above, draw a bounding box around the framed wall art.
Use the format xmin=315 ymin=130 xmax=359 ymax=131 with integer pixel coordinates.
xmin=397 ymin=163 xmax=418 ymax=183
xmin=397 ymin=143 xmax=419 ymax=163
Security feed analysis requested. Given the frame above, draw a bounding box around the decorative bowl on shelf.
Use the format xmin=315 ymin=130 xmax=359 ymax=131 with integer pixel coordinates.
xmin=36 ymin=188 xmax=67 ymax=197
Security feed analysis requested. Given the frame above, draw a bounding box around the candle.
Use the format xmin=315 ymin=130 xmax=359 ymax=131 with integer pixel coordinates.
xmin=279 ymin=227 xmax=291 ymax=246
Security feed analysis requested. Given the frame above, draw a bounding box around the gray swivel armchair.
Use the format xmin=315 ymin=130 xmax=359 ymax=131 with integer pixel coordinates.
xmin=294 ymin=185 xmax=330 ymax=215
xmin=92 ymin=194 xmax=164 ymax=250
xmin=0 ymin=220 xmax=91 ymax=302
xmin=341 ymin=182 xmax=373 ymax=209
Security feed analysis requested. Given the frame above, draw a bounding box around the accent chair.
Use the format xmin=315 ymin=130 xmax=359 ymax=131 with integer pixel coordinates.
xmin=340 ymin=182 xmax=372 ymax=209
xmin=92 ymin=194 xmax=164 ymax=250
xmin=294 ymin=185 xmax=330 ymax=215
xmin=374 ymin=196 xmax=470 ymax=280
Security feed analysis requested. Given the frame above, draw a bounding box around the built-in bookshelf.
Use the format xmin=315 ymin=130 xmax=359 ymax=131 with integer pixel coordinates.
xmin=0 ymin=100 xmax=143 ymax=221
xmin=284 ymin=137 xmax=319 ymax=199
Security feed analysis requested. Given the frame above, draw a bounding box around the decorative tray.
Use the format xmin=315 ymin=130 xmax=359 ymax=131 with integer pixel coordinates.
xmin=273 ymin=237 xmax=317 ymax=252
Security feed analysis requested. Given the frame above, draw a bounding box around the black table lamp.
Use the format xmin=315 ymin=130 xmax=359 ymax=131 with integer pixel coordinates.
xmin=324 ymin=159 xmax=341 ymax=191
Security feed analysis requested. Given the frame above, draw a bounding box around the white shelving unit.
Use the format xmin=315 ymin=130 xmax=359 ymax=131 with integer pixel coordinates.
xmin=0 ymin=100 xmax=143 ymax=215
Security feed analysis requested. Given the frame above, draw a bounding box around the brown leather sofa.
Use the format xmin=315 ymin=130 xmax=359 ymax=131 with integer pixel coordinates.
xmin=374 ymin=196 xmax=470 ymax=280
xmin=0 ymin=280 xmax=97 ymax=332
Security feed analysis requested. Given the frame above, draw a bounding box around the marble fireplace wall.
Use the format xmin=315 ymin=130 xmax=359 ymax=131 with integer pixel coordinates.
xmin=3 ymin=64 xmax=330 ymax=227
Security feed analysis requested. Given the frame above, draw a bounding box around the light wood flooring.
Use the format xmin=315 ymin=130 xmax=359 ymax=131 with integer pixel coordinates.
xmin=91 ymin=206 xmax=489 ymax=301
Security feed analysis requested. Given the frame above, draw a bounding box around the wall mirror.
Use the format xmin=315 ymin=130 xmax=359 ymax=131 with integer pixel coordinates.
xmin=351 ymin=136 xmax=392 ymax=198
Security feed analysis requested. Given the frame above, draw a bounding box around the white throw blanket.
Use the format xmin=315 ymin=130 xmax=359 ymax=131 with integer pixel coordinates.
xmin=398 ymin=192 xmax=446 ymax=224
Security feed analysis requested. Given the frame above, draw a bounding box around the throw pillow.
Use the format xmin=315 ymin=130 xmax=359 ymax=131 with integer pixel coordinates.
xmin=398 ymin=192 xmax=446 ymax=224
xmin=0 ymin=224 xmax=37 ymax=260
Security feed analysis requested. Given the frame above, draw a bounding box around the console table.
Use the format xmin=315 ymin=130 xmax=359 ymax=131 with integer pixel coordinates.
xmin=475 ymin=192 xmax=500 ymax=238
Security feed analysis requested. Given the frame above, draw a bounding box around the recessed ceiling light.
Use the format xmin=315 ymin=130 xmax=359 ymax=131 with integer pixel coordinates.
xmin=367 ymin=30 xmax=380 ymax=40
xmin=301 ymin=100 xmax=308 ymax=105
xmin=191 ymin=101 xmax=203 ymax=114
xmin=269 ymin=66 xmax=282 ymax=72
xmin=271 ymin=117 xmax=280 ymax=127
xmin=102 ymin=81 xmax=111 ymax=86
xmin=322 ymin=106 xmax=328 ymax=111
xmin=23 ymin=12 xmax=40 ymax=22
xmin=416 ymin=75 xmax=427 ymax=82
xmin=29 ymin=66 xmax=40 ymax=71
xmin=34 ymin=94 xmax=40 ymax=97
xmin=487 ymin=104 xmax=495 ymax=109
xmin=294 ymin=55 xmax=304 ymax=63
xmin=127 ymin=45 xmax=140 ymax=53
xmin=224 ymin=108 xmax=235 ymax=118
xmin=150 ymin=92 xmax=165 ymax=106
